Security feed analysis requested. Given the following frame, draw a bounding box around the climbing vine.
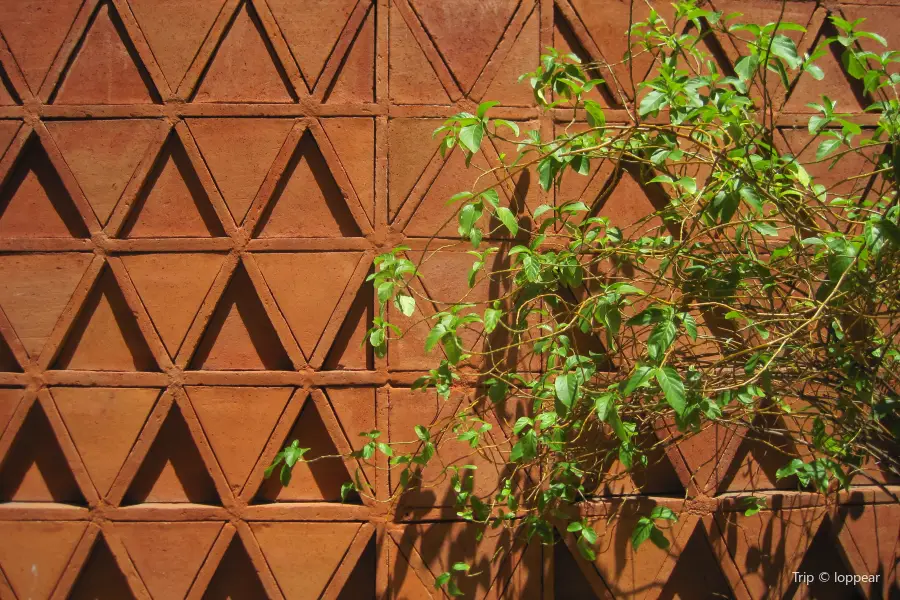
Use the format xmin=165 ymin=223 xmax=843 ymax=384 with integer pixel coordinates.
xmin=270 ymin=1 xmax=900 ymax=594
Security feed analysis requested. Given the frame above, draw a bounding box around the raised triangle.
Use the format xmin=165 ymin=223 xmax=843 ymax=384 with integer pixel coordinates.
xmin=187 ymin=386 xmax=291 ymax=492
xmin=0 ymin=521 xmax=87 ymax=600
xmin=337 ymin=534 xmax=376 ymax=600
xmin=52 ymin=387 xmax=159 ymax=496
xmin=128 ymin=0 xmax=223 ymax=88
xmin=554 ymin=538 xmax=602 ymax=600
xmin=484 ymin=9 xmax=538 ymax=107
xmin=69 ymin=535 xmax=136 ymax=600
xmin=320 ymin=118 xmax=375 ymax=224
xmin=322 ymin=283 xmax=374 ymax=371
xmin=322 ymin=7 xmax=375 ymax=103
xmin=202 ymin=535 xmax=268 ymax=598
xmin=255 ymin=130 xmax=362 ymax=238
xmin=0 ymin=253 xmax=92 ymax=357
xmin=597 ymin=169 xmax=668 ymax=233
xmin=46 ymin=119 xmax=162 ymax=225
xmin=0 ymin=401 xmax=86 ymax=503
xmin=0 ymin=0 xmax=82 ymax=93
xmin=190 ymin=265 xmax=293 ymax=371
xmin=389 ymin=4 xmax=452 ymax=105
xmin=53 ymin=1 xmax=157 ymax=105
xmin=387 ymin=118 xmax=444 ymax=220
xmin=255 ymin=252 xmax=362 ymax=356
xmin=266 ymin=0 xmax=358 ymax=90
xmin=405 ymin=148 xmax=493 ymax=237
xmin=193 ymin=1 xmax=293 ymax=103
xmin=117 ymin=521 xmax=223 ymax=599
xmin=124 ymin=403 xmax=220 ymax=504
xmin=54 ymin=267 xmax=159 ymax=372
xmin=784 ymin=35 xmax=868 ymax=114
xmin=251 ymin=521 xmax=361 ymax=598
xmin=720 ymin=416 xmax=805 ymax=493
xmin=120 ymin=132 xmax=225 ymax=238
xmin=0 ymin=136 xmax=90 ymax=239
xmin=122 ymin=252 xmax=225 ymax=356
xmin=255 ymin=397 xmax=353 ymax=502
xmin=188 ymin=117 xmax=294 ymax=223
xmin=409 ymin=0 xmax=519 ymax=92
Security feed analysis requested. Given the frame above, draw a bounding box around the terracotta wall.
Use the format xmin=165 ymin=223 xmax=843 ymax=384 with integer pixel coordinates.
xmin=0 ymin=0 xmax=897 ymax=598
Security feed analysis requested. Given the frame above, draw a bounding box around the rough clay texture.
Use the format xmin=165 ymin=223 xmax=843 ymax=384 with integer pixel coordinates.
xmin=0 ymin=0 xmax=896 ymax=598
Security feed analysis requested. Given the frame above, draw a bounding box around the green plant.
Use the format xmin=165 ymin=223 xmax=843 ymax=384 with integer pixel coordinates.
xmin=269 ymin=1 xmax=899 ymax=593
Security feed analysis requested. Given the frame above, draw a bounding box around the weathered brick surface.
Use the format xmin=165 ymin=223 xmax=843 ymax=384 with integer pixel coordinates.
xmin=0 ymin=0 xmax=896 ymax=598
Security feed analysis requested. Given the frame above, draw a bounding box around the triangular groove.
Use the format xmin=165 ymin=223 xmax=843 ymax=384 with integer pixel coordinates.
xmin=123 ymin=403 xmax=220 ymax=505
xmin=190 ymin=264 xmax=292 ymax=371
xmin=0 ymin=334 xmax=22 ymax=372
xmin=323 ymin=280 xmax=374 ymax=370
xmin=51 ymin=0 xmax=159 ymax=105
xmin=0 ymin=135 xmax=90 ymax=239
xmin=193 ymin=0 xmax=295 ymax=103
xmin=54 ymin=267 xmax=159 ymax=372
xmin=69 ymin=535 xmax=137 ymax=600
xmin=255 ymin=130 xmax=362 ymax=238
xmin=201 ymin=535 xmax=268 ymax=598
xmin=120 ymin=132 xmax=225 ymax=238
xmin=255 ymin=398 xmax=355 ymax=503
xmin=0 ymin=401 xmax=86 ymax=504
xmin=554 ymin=538 xmax=601 ymax=600
xmin=321 ymin=6 xmax=376 ymax=103
xmin=337 ymin=534 xmax=376 ymax=600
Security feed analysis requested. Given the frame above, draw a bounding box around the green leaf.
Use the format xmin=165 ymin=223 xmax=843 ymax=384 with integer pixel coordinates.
xmin=734 ymin=54 xmax=759 ymax=81
xmin=395 ymin=294 xmax=416 ymax=317
xmin=584 ymin=100 xmax=606 ymax=129
xmin=377 ymin=442 xmax=394 ymax=457
xmin=513 ymin=416 xmax=533 ymax=435
xmin=594 ymin=393 xmax=615 ymax=421
xmin=494 ymin=119 xmax=520 ymax=136
xmin=567 ymin=522 xmax=583 ymax=533
xmin=770 ymin=35 xmax=801 ymax=69
xmin=484 ymin=307 xmax=502 ymax=333
xmin=415 ymin=425 xmax=431 ymax=442
xmin=655 ymin=366 xmax=686 ymax=415
xmin=682 ymin=313 xmax=697 ymax=341
xmin=816 ymin=137 xmax=841 ymax=161
xmin=425 ymin=323 xmax=447 ymax=352
xmin=631 ymin=518 xmax=653 ymax=551
xmin=555 ymin=374 xmax=577 ymax=409
xmin=458 ymin=203 xmax=478 ymax=237
xmin=638 ymin=90 xmax=667 ymax=116
xmin=623 ymin=365 xmax=654 ymax=396
xmin=496 ymin=206 xmax=519 ymax=236
xmin=649 ymin=506 xmax=677 ymax=521
xmin=459 ymin=123 xmax=484 ymax=153
xmin=510 ymin=430 xmax=538 ymax=462
xmin=477 ymin=100 xmax=500 ymax=119
xmin=647 ymin=319 xmax=677 ymax=360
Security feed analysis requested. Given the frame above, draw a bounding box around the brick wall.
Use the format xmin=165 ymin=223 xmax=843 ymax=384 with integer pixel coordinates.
xmin=0 ymin=0 xmax=897 ymax=598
